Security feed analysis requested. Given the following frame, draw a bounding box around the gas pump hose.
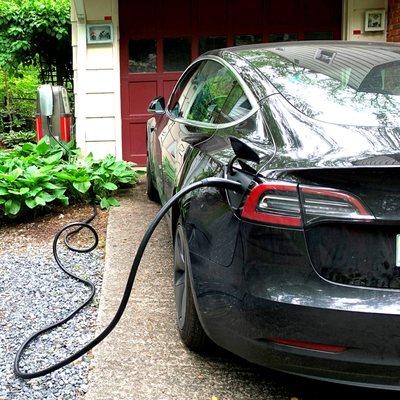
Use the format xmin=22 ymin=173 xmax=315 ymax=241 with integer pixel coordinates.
xmin=14 ymin=177 xmax=244 ymax=379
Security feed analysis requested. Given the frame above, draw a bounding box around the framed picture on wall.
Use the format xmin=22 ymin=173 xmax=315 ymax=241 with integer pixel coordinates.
xmin=365 ymin=10 xmax=386 ymax=32
xmin=87 ymin=24 xmax=113 ymax=44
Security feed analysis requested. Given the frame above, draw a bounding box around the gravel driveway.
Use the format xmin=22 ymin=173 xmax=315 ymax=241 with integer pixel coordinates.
xmin=0 ymin=213 xmax=106 ymax=399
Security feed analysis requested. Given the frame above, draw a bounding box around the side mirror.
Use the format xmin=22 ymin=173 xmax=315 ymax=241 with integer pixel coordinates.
xmin=147 ymin=96 xmax=165 ymax=114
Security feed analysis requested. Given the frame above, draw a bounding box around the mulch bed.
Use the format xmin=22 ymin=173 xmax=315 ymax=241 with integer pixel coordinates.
xmin=0 ymin=204 xmax=109 ymax=255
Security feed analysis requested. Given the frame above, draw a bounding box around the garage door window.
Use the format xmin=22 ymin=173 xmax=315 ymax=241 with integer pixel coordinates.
xmin=199 ymin=36 xmax=227 ymax=54
xmin=163 ymin=37 xmax=191 ymax=72
xmin=234 ymin=34 xmax=262 ymax=46
xmin=129 ymin=39 xmax=157 ymax=73
xmin=268 ymin=33 xmax=297 ymax=42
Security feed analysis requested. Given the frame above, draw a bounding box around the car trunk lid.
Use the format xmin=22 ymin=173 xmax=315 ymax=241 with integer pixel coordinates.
xmin=290 ymin=167 xmax=400 ymax=289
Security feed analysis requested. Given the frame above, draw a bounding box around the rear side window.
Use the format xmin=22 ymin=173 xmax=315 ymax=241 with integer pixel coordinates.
xmin=168 ymin=59 xmax=252 ymax=124
xmin=217 ymin=83 xmax=252 ymax=124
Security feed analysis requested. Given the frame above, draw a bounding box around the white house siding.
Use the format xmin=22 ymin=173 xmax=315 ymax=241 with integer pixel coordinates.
xmin=343 ymin=0 xmax=388 ymax=41
xmin=71 ymin=0 xmax=122 ymax=160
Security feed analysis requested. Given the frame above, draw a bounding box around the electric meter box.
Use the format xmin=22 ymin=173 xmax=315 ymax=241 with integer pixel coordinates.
xmin=36 ymin=85 xmax=73 ymax=143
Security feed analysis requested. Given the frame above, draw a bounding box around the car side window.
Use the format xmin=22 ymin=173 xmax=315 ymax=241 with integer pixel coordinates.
xmin=216 ymin=82 xmax=252 ymax=124
xmin=168 ymin=61 xmax=205 ymax=119
xmin=185 ymin=61 xmax=233 ymax=123
xmin=169 ymin=59 xmax=252 ymax=125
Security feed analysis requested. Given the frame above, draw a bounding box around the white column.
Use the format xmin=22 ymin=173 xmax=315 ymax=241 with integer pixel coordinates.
xmin=71 ymin=0 xmax=122 ymax=160
xmin=71 ymin=0 xmax=87 ymax=154
xmin=112 ymin=0 xmax=122 ymax=160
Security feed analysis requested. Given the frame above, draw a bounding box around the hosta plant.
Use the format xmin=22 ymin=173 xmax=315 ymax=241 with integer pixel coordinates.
xmin=0 ymin=131 xmax=36 ymax=148
xmin=0 ymin=138 xmax=143 ymax=218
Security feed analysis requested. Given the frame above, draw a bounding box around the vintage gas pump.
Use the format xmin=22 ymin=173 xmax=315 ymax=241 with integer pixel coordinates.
xmin=35 ymin=85 xmax=73 ymax=142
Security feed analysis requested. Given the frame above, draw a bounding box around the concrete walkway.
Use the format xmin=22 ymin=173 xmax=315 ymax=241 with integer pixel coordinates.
xmin=84 ymin=181 xmax=390 ymax=400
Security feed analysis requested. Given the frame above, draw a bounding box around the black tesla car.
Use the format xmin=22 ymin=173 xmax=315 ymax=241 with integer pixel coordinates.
xmin=146 ymin=41 xmax=400 ymax=389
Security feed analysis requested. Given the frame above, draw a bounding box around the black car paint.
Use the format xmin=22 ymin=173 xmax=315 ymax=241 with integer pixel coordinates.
xmin=147 ymin=42 xmax=400 ymax=389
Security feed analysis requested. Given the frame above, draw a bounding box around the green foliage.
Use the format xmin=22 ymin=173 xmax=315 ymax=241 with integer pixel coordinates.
xmin=0 ymin=138 xmax=142 ymax=218
xmin=0 ymin=0 xmax=71 ymax=83
xmin=0 ymin=0 xmax=71 ymax=137
xmin=0 ymin=66 xmax=39 ymax=133
xmin=0 ymin=130 xmax=36 ymax=148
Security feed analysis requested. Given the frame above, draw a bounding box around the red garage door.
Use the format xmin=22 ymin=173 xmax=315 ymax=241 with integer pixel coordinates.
xmin=119 ymin=0 xmax=342 ymax=165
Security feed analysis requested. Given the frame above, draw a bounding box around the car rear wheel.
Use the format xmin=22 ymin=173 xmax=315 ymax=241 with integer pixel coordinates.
xmin=174 ymin=222 xmax=210 ymax=351
xmin=146 ymin=158 xmax=160 ymax=203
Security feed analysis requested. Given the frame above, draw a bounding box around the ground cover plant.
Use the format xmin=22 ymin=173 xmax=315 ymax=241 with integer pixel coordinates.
xmin=0 ymin=138 xmax=141 ymax=218
xmin=1 ymin=130 xmax=36 ymax=148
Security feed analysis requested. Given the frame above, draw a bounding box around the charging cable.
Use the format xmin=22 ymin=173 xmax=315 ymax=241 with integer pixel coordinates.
xmin=14 ymin=177 xmax=245 ymax=379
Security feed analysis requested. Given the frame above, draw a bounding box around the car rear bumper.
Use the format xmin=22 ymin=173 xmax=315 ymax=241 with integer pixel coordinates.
xmin=213 ymin=333 xmax=400 ymax=390
xmin=189 ymin=240 xmax=400 ymax=390
xmin=203 ymin=301 xmax=400 ymax=390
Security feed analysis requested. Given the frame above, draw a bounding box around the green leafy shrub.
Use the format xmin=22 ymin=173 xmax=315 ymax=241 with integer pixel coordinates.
xmin=0 ymin=66 xmax=39 ymax=134
xmin=0 ymin=0 xmax=72 ymax=135
xmin=0 ymin=138 xmax=142 ymax=218
xmin=0 ymin=0 xmax=71 ymax=83
xmin=0 ymin=130 xmax=36 ymax=148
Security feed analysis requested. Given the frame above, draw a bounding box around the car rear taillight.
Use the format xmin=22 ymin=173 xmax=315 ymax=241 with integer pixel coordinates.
xmin=241 ymin=182 xmax=302 ymax=227
xmin=300 ymin=185 xmax=374 ymax=225
xmin=241 ymin=181 xmax=374 ymax=227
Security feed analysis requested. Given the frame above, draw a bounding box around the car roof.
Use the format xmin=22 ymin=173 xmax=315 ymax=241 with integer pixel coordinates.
xmin=223 ymin=40 xmax=400 ymax=54
xmin=203 ymin=41 xmax=400 ymax=101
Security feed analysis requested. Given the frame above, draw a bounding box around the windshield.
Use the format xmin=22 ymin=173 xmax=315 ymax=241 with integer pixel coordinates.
xmin=239 ymin=45 xmax=400 ymax=127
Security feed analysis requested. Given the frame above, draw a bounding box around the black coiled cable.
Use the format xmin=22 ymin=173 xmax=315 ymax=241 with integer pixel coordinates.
xmin=14 ymin=178 xmax=244 ymax=379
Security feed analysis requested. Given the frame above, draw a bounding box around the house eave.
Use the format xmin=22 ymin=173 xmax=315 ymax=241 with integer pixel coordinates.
xmin=73 ymin=0 xmax=86 ymax=22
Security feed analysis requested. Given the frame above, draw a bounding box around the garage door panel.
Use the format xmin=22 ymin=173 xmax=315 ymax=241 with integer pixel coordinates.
xmin=231 ymin=0 xmax=263 ymax=33
xmin=160 ymin=0 xmax=192 ymax=36
xmin=128 ymin=81 xmax=157 ymax=115
xmin=120 ymin=3 xmax=157 ymax=38
xmin=304 ymin=0 xmax=342 ymax=25
xmin=266 ymin=0 xmax=299 ymax=26
xmin=197 ymin=0 xmax=228 ymax=33
xmin=122 ymin=121 xmax=147 ymax=164
xmin=163 ymin=80 xmax=178 ymax=103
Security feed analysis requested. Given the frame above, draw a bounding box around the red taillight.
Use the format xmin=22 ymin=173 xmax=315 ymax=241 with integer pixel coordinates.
xmin=299 ymin=185 xmax=373 ymax=225
xmin=242 ymin=182 xmax=302 ymax=227
xmin=241 ymin=181 xmax=374 ymax=227
xmin=269 ymin=337 xmax=347 ymax=353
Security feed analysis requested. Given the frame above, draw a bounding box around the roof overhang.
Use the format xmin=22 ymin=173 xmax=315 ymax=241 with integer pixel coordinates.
xmin=73 ymin=0 xmax=86 ymax=22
